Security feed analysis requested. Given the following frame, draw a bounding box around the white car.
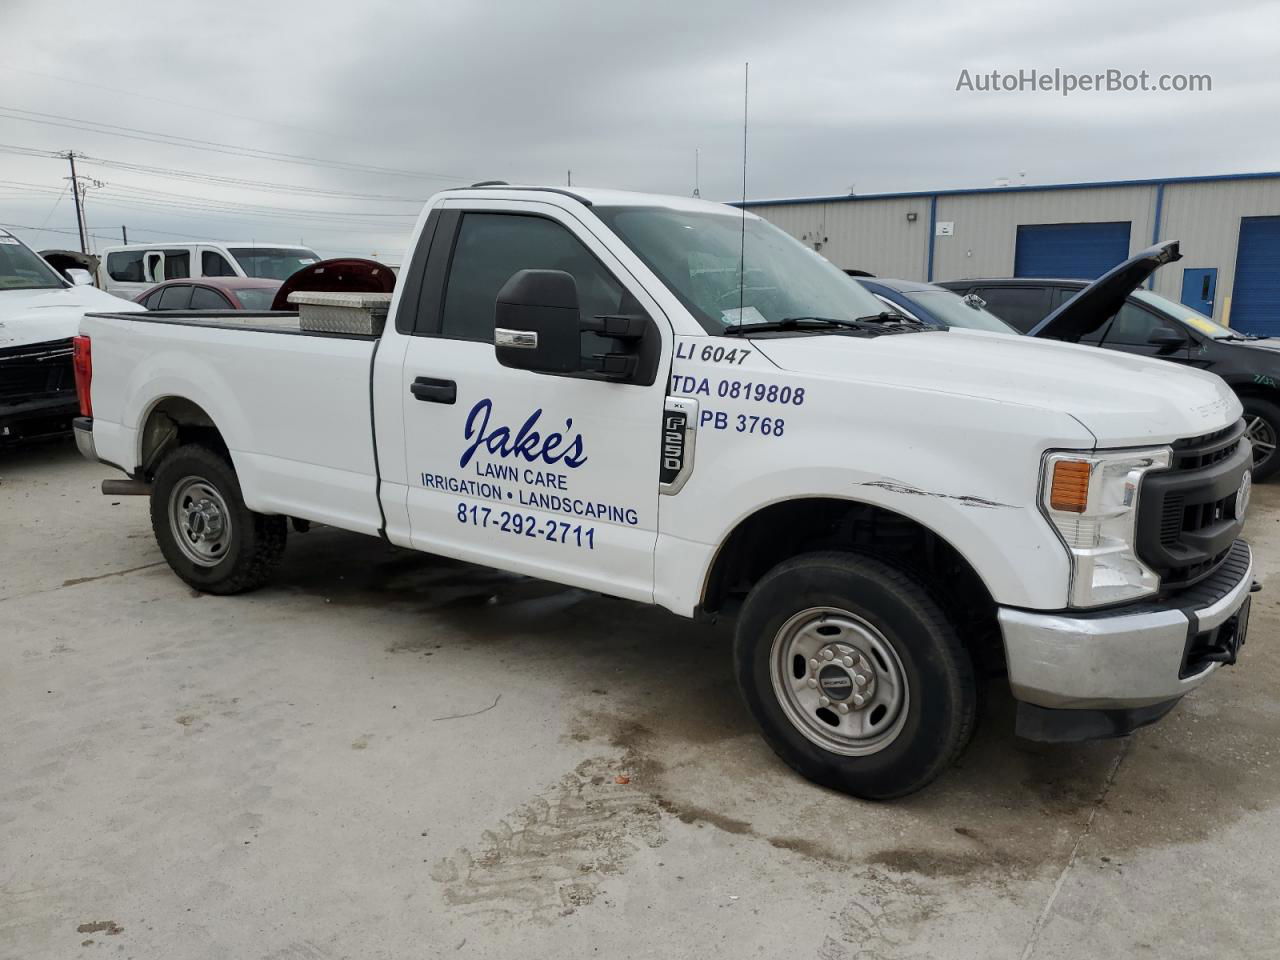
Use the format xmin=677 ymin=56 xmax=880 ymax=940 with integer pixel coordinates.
xmin=97 ymin=241 xmax=320 ymax=297
xmin=0 ymin=229 xmax=141 ymax=442
xmin=74 ymin=186 xmax=1255 ymax=798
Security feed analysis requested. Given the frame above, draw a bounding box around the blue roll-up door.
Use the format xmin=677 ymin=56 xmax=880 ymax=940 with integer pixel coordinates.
xmin=1014 ymin=222 xmax=1131 ymax=279
xmin=1230 ymin=216 xmax=1280 ymax=336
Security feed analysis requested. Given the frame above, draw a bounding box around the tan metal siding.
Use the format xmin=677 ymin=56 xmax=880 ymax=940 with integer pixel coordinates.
xmin=753 ymin=198 xmax=930 ymax=279
xmin=1156 ymin=180 xmax=1280 ymax=323
xmin=749 ymin=176 xmax=1280 ymax=325
xmin=931 ymin=187 xmax=1157 ymax=282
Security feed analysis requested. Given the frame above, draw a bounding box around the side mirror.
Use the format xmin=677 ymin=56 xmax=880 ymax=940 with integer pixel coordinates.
xmin=494 ymin=269 xmax=649 ymax=381
xmin=66 ymin=268 xmax=93 ymax=286
xmin=1148 ymin=325 xmax=1187 ymax=352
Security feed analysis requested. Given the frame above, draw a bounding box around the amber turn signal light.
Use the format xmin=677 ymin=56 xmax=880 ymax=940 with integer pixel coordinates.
xmin=1049 ymin=460 xmax=1091 ymax=513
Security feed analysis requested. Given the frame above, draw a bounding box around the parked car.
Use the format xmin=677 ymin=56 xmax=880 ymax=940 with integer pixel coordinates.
xmin=856 ymin=277 xmax=1021 ymax=335
xmin=74 ymin=186 xmax=1254 ymax=799
xmin=98 ymin=242 xmax=320 ymax=298
xmin=0 ymin=228 xmax=141 ymax=443
xmin=940 ymin=246 xmax=1280 ymax=479
xmin=135 ymin=277 xmax=282 ymax=312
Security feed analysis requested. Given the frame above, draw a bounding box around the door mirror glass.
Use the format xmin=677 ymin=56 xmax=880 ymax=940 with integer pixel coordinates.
xmin=493 ymin=269 xmax=649 ymax=380
xmin=1147 ymin=324 xmax=1187 ymax=351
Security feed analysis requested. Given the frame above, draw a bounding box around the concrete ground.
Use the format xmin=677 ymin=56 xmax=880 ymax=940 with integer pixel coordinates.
xmin=3 ymin=439 xmax=1279 ymax=960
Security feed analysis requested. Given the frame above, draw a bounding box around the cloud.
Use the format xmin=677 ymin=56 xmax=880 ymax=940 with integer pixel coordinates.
xmin=0 ymin=0 xmax=1273 ymax=258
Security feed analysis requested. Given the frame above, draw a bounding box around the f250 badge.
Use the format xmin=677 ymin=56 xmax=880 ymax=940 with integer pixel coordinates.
xmin=460 ymin=398 xmax=587 ymax=470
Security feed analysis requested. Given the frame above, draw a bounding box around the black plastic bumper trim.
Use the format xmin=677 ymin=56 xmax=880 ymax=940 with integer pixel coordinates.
xmin=1015 ymin=698 xmax=1180 ymax=743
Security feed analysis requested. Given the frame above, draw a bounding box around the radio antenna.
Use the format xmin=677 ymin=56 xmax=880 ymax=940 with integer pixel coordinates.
xmin=737 ymin=61 xmax=749 ymax=329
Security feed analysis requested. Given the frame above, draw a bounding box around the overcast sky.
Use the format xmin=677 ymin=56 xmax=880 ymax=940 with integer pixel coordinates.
xmin=1 ymin=0 xmax=1277 ymax=261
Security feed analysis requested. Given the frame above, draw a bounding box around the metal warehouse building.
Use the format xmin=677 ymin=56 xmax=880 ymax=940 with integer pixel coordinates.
xmin=744 ymin=172 xmax=1280 ymax=335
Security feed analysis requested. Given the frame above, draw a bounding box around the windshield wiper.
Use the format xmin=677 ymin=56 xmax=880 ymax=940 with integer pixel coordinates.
xmin=723 ymin=313 xmax=930 ymax=336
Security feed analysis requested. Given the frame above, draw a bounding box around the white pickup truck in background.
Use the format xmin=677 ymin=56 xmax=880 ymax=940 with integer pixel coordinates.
xmin=74 ymin=185 xmax=1257 ymax=799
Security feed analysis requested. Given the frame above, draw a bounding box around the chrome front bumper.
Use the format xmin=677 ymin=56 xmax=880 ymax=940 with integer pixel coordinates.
xmin=998 ymin=541 xmax=1254 ymax=710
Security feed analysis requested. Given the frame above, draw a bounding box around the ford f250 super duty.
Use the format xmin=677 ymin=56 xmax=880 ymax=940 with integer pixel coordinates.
xmin=74 ymin=185 xmax=1257 ymax=799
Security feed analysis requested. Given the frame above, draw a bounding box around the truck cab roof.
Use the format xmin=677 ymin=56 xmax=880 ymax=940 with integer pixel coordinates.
xmin=441 ymin=184 xmax=763 ymax=217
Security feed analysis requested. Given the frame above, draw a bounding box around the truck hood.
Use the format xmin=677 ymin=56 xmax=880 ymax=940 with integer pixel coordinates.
xmin=754 ymin=328 xmax=1240 ymax=446
xmin=1029 ymin=240 xmax=1182 ymax=342
xmin=0 ymin=285 xmax=142 ymax=349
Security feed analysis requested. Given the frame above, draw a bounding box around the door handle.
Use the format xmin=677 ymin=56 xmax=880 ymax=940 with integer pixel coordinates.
xmin=410 ymin=377 xmax=457 ymax=404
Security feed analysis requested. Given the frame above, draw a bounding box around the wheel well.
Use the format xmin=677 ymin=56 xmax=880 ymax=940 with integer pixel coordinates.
xmin=702 ymin=498 xmax=1004 ymax=675
xmin=138 ymin=397 xmax=228 ymax=479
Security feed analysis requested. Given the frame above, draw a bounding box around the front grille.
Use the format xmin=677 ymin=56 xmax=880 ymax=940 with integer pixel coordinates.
xmin=0 ymin=338 xmax=75 ymax=405
xmin=1136 ymin=419 xmax=1250 ymax=593
xmin=1170 ymin=422 xmax=1243 ymax=471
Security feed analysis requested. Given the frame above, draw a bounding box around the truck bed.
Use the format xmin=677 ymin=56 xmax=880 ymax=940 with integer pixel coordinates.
xmin=84 ymin=310 xmax=379 ymax=340
xmin=81 ymin=309 xmax=384 ymax=537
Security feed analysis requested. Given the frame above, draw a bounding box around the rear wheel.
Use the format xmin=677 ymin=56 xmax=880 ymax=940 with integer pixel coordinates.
xmin=734 ymin=552 xmax=976 ymax=800
xmin=150 ymin=444 xmax=286 ymax=594
xmin=1242 ymin=396 xmax=1280 ymax=481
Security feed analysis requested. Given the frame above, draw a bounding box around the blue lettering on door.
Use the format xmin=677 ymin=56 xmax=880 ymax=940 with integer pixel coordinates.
xmin=459 ymin=398 xmax=588 ymax=470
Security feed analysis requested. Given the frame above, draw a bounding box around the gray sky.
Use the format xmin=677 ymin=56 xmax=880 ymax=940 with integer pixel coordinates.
xmin=1 ymin=0 xmax=1276 ymax=261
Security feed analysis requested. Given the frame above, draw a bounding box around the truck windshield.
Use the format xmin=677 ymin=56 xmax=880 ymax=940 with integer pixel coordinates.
xmin=594 ymin=206 xmax=888 ymax=334
xmin=0 ymin=235 xmax=65 ymax=291
xmin=228 ymin=247 xmax=320 ymax=281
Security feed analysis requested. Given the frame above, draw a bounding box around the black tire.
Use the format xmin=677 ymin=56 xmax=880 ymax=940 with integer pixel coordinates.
xmin=734 ymin=551 xmax=976 ymax=800
xmin=149 ymin=444 xmax=286 ymax=594
xmin=1241 ymin=396 xmax=1280 ymax=482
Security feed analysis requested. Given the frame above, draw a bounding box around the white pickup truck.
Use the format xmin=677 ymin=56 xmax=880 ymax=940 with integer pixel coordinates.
xmin=74 ymin=185 xmax=1256 ymax=799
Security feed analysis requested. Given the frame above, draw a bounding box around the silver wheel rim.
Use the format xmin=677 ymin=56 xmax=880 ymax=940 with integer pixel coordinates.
xmin=168 ymin=476 xmax=232 ymax=567
xmin=769 ymin=606 xmax=909 ymax=757
xmin=1247 ymin=415 xmax=1276 ymax=467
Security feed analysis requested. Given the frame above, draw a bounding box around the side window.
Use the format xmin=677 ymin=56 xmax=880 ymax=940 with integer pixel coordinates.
xmin=438 ymin=213 xmax=626 ymax=342
xmin=201 ymin=251 xmax=236 ymax=277
xmin=163 ymin=250 xmax=191 ymax=280
xmin=972 ymin=286 xmax=1050 ymax=333
xmin=156 ymin=284 xmax=192 ymax=310
xmin=143 ymin=290 xmax=165 ymax=309
xmin=1053 ymin=286 xmax=1110 ymax=344
xmin=107 ymin=250 xmax=145 ymax=282
xmin=1104 ymin=302 xmax=1165 ymax=345
xmin=190 ymin=286 xmax=231 ymax=309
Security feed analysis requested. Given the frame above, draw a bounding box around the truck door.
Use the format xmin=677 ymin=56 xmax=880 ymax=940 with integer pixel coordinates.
xmin=397 ymin=199 xmax=672 ymax=602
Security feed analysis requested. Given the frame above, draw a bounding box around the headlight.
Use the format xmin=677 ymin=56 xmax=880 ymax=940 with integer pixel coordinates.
xmin=1040 ymin=447 xmax=1171 ymax=608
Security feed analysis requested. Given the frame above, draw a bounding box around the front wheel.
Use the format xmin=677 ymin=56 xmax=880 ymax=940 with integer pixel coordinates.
xmin=734 ymin=552 xmax=976 ymax=800
xmin=1242 ymin=396 xmax=1280 ymax=482
xmin=150 ymin=444 xmax=287 ymax=594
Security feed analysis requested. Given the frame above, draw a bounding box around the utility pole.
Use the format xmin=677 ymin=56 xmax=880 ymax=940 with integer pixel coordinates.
xmin=567 ymin=169 xmax=572 ymax=187
xmin=121 ymin=226 xmax=128 ymax=244
xmin=65 ymin=151 xmax=87 ymax=254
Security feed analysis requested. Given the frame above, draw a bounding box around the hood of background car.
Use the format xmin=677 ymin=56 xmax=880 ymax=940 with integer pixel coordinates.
xmin=1029 ymin=240 xmax=1182 ymax=342
xmin=753 ymin=326 xmax=1240 ymax=446
xmin=0 ymin=286 xmax=141 ymax=349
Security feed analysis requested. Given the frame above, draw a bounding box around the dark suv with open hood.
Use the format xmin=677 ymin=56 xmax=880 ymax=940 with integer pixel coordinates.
xmin=941 ymin=242 xmax=1280 ymax=480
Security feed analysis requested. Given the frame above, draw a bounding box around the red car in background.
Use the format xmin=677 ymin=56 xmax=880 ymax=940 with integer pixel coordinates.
xmin=135 ymin=277 xmax=281 ymax=311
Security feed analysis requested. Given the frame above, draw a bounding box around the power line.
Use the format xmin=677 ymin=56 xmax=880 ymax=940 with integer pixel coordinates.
xmin=0 ymin=106 xmax=472 ymax=182
xmin=0 ymin=179 xmax=416 ymax=229
xmin=0 ymin=143 xmax=429 ymax=202
xmin=0 ymin=65 xmax=383 ymax=153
